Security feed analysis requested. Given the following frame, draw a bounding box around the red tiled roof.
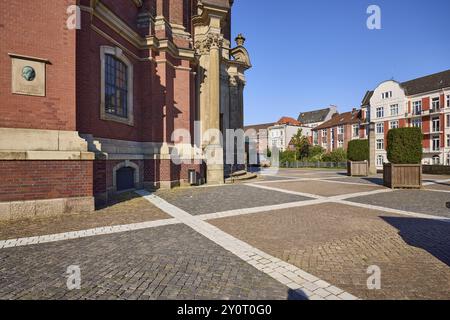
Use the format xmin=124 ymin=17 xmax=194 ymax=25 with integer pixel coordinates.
xmin=313 ymin=110 xmax=361 ymax=131
xmin=276 ymin=117 xmax=301 ymax=126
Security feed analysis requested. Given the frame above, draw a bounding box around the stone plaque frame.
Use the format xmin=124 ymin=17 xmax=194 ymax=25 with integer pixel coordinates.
xmin=9 ymin=53 xmax=49 ymax=97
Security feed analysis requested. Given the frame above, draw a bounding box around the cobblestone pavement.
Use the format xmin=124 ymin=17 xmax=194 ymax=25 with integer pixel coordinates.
xmin=256 ymin=180 xmax=384 ymax=197
xmin=0 ymin=224 xmax=296 ymax=300
xmin=0 ymin=193 xmax=170 ymax=240
xmin=156 ymin=185 xmax=312 ymax=216
xmin=209 ymin=203 xmax=450 ymax=300
xmin=348 ymin=190 xmax=450 ymax=218
xmin=2 ymin=169 xmax=450 ymax=300
xmin=425 ymin=182 xmax=450 ymax=192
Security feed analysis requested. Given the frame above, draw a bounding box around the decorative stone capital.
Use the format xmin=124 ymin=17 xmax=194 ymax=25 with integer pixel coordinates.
xmin=195 ymin=33 xmax=224 ymax=55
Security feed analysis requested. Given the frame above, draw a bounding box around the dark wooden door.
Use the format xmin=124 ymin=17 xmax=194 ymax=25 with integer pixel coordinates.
xmin=116 ymin=167 xmax=135 ymax=191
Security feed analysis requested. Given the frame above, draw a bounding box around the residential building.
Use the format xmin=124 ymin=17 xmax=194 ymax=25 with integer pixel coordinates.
xmin=268 ymin=117 xmax=312 ymax=152
xmin=312 ymin=110 xmax=362 ymax=152
xmin=0 ymin=0 xmax=250 ymax=217
xmin=244 ymin=123 xmax=274 ymax=155
xmin=365 ymin=69 xmax=450 ymax=168
xmin=297 ymin=106 xmax=338 ymax=129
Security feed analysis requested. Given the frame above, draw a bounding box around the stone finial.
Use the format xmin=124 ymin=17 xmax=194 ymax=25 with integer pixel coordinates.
xmin=235 ymin=34 xmax=246 ymax=46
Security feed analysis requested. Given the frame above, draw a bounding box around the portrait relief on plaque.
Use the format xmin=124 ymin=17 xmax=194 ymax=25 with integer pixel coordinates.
xmin=10 ymin=54 xmax=47 ymax=97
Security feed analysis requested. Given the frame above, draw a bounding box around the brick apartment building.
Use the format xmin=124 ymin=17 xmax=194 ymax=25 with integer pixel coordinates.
xmin=312 ymin=110 xmax=362 ymax=153
xmin=0 ymin=0 xmax=251 ymax=219
xmin=365 ymin=70 xmax=450 ymax=168
xmin=311 ymin=70 xmax=450 ymax=168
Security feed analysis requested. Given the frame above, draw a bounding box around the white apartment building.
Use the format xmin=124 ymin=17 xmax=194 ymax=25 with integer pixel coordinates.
xmin=367 ymin=70 xmax=450 ymax=169
xmin=268 ymin=117 xmax=312 ymax=152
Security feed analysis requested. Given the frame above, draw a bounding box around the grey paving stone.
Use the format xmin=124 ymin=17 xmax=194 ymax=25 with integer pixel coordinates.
xmin=156 ymin=185 xmax=312 ymax=215
xmin=0 ymin=224 xmax=303 ymax=300
xmin=347 ymin=190 xmax=450 ymax=218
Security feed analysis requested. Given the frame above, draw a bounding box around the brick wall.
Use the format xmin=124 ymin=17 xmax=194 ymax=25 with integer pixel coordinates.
xmin=0 ymin=161 xmax=93 ymax=202
xmin=0 ymin=0 xmax=77 ymax=131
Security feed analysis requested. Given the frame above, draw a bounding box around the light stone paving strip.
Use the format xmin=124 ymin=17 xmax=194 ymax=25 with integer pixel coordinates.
xmin=0 ymin=218 xmax=179 ymax=249
xmin=337 ymin=200 xmax=450 ymax=223
xmin=247 ymin=183 xmax=325 ymax=199
xmin=136 ymin=190 xmax=358 ymax=301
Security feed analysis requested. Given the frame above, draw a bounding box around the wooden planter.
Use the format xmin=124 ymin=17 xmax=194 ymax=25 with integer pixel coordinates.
xmin=383 ymin=163 xmax=422 ymax=189
xmin=347 ymin=161 xmax=369 ymax=177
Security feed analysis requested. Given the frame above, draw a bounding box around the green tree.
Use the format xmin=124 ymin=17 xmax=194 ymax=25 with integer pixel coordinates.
xmin=322 ymin=148 xmax=347 ymax=163
xmin=308 ymin=145 xmax=325 ymax=161
xmin=290 ymin=129 xmax=311 ymax=160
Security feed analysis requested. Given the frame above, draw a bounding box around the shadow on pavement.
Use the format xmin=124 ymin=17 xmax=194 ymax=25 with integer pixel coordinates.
xmin=287 ymin=289 xmax=309 ymax=300
xmin=381 ymin=216 xmax=450 ymax=267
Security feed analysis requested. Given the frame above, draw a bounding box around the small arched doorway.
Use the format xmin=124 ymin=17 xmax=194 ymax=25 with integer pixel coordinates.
xmin=116 ymin=167 xmax=135 ymax=191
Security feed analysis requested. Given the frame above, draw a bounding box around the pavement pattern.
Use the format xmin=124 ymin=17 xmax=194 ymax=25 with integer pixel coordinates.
xmin=1 ymin=169 xmax=450 ymax=300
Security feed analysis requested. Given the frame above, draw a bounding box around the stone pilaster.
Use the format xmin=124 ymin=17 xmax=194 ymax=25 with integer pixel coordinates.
xmin=369 ymin=122 xmax=377 ymax=175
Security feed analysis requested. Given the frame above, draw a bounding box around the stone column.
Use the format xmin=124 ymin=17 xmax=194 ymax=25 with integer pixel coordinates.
xmin=205 ymin=34 xmax=225 ymax=185
xmin=368 ymin=122 xmax=377 ymax=175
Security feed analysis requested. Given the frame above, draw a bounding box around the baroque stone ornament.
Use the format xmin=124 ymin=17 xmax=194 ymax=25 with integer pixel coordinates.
xmin=194 ymin=33 xmax=224 ymax=55
xmin=22 ymin=66 xmax=36 ymax=81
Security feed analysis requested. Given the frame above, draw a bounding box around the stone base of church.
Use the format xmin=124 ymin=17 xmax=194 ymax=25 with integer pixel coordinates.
xmin=0 ymin=159 xmax=95 ymax=222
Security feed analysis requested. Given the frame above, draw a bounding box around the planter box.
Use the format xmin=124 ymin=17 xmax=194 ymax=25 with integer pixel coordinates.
xmin=347 ymin=161 xmax=368 ymax=177
xmin=383 ymin=163 xmax=422 ymax=189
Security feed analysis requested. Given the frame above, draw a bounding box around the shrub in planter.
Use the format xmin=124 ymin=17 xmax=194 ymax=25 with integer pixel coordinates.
xmin=347 ymin=140 xmax=369 ymax=162
xmin=347 ymin=140 xmax=369 ymax=176
xmin=384 ymin=127 xmax=423 ymax=188
xmin=386 ymin=127 xmax=423 ymax=164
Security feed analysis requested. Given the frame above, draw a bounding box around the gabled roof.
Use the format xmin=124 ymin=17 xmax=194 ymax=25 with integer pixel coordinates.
xmin=401 ymin=69 xmax=450 ymax=96
xmin=297 ymin=108 xmax=333 ymax=124
xmin=313 ymin=110 xmax=361 ymax=131
xmin=361 ymin=91 xmax=373 ymax=107
xmin=275 ymin=117 xmax=301 ymax=126
xmin=244 ymin=123 xmax=274 ymax=133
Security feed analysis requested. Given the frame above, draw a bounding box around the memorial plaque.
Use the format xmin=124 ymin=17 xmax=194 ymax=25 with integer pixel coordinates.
xmin=10 ymin=54 xmax=47 ymax=97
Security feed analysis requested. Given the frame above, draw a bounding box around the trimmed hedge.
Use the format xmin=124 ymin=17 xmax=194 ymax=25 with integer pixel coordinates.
xmin=387 ymin=127 xmax=423 ymax=164
xmin=347 ymin=140 xmax=369 ymax=162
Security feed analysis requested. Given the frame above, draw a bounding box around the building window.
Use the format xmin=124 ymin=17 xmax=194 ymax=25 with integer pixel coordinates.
xmin=413 ymin=101 xmax=422 ymax=115
xmin=313 ymin=131 xmax=318 ymax=145
xmin=322 ymin=130 xmax=327 ymax=138
xmin=446 ymin=114 xmax=450 ymax=127
xmin=432 ymin=97 xmax=440 ymax=111
xmin=390 ymin=121 xmax=399 ymax=129
xmin=432 ymin=117 xmax=440 ymax=133
xmin=376 ymin=123 xmax=384 ymax=134
xmin=432 ymin=137 xmax=440 ymax=151
xmin=337 ymin=126 xmax=344 ymax=135
xmin=376 ymin=139 xmax=384 ymax=150
xmin=412 ymin=118 xmax=422 ymax=128
xmin=353 ymin=124 xmax=359 ymax=137
xmin=100 ymin=46 xmax=134 ymax=126
xmin=447 ymin=95 xmax=450 ymax=108
xmin=105 ymin=54 xmax=128 ymax=118
xmin=338 ymin=140 xmax=344 ymax=148
xmin=376 ymin=107 xmax=384 ymax=118
xmin=377 ymin=155 xmax=384 ymax=167
xmin=432 ymin=156 xmax=440 ymax=165
xmin=447 ymin=134 xmax=450 ymax=148
xmin=382 ymin=91 xmax=392 ymax=99
xmin=390 ymin=104 xmax=399 ymax=116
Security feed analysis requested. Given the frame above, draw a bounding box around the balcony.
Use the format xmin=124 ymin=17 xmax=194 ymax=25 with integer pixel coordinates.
xmin=423 ymin=148 xmax=443 ymax=154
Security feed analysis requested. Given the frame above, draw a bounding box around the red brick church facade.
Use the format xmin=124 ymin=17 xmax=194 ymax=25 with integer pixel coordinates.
xmin=0 ymin=0 xmax=251 ymax=219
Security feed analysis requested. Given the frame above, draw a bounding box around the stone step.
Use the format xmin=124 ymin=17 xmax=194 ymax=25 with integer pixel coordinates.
xmin=226 ymin=172 xmax=258 ymax=183
xmin=230 ymin=170 xmax=248 ymax=178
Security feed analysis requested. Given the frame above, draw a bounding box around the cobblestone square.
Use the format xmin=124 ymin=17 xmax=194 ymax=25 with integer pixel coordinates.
xmin=1 ymin=169 xmax=450 ymax=300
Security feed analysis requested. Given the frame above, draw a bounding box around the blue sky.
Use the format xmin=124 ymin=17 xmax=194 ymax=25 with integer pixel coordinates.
xmin=231 ymin=0 xmax=450 ymax=125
